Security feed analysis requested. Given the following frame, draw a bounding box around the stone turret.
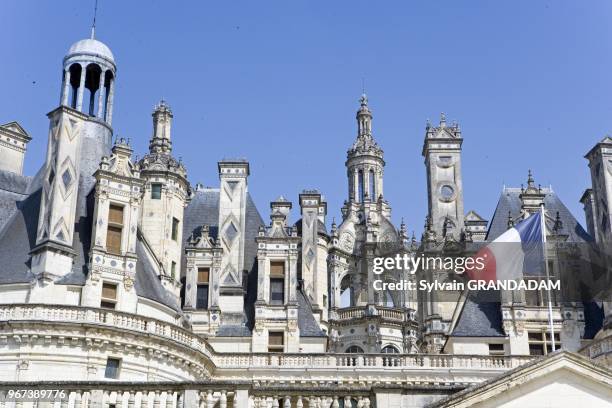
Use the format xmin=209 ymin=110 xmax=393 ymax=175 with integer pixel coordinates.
xmin=138 ymin=100 xmax=189 ymax=296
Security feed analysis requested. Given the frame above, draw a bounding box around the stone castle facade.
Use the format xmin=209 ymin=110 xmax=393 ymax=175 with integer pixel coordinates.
xmin=0 ymin=33 xmax=611 ymax=407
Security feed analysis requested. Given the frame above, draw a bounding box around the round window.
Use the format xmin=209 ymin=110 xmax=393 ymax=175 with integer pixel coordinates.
xmin=440 ymin=185 xmax=454 ymax=199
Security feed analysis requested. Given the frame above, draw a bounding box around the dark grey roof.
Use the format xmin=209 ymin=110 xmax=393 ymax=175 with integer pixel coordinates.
xmin=293 ymin=218 xmax=328 ymax=236
xmin=451 ymin=291 xmax=505 ymax=337
xmin=487 ymin=188 xmax=591 ymax=242
xmin=297 ymin=289 xmax=326 ymax=337
xmin=134 ymin=239 xmax=181 ymax=312
xmin=0 ymin=188 xmax=39 ymax=284
xmin=0 ymin=170 xmax=32 ymax=232
xmin=216 ymin=324 xmax=252 ymax=337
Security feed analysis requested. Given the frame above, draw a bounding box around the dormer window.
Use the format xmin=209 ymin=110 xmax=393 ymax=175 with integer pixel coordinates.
xmin=101 ymin=282 xmax=118 ymax=309
xmin=268 ymin=331 xmax=284 ymax=352
xmin=269 ymin=261 xmax=285 ymax=305
xmin=106 ymin=204 xmax=124 ymax=254
xmin=197 ymin=268 xmax=209 ymax=309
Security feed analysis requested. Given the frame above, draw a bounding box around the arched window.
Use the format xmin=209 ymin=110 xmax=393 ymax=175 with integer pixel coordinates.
xmin=103 ymin=70 xmax=114 ymax=120
xmin=381 ymin=345 xmax=400 ymax=367
xmin=357 ymin=170 xmax=364 ymax=202
xmin=339 ymin=275 xmax=352 ymax=308
xmin=84 ymin=63 xmax=102 ymax=116
xmin=369 ymin=169 xmax=376 ymax=199
xmin=381 ymin=345 xmax=399 ymax=353
xmin=68 ymin=63 xmax=82 ymax=109
xmin=384 ymin=290 xmax=394 ymax=307
xmin=345 ymin=345 xmax=364 ymax=353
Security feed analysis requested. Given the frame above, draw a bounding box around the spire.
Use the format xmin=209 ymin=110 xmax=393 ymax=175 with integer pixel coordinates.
xmin=149 ymin=99 xmax=173 ymax=154
xmin=527 ymin=169 xmax=535 ymax=189
xmin=90 ymin=0 xmax=98 ymax=39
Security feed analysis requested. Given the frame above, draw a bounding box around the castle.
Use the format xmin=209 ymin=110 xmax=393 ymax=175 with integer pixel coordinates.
xmin=0 ymin=32 xmax=610 ymax=408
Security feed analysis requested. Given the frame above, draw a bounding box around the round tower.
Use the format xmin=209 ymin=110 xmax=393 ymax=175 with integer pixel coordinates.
xmin=138 ymin=100 xmax=190 ymax=295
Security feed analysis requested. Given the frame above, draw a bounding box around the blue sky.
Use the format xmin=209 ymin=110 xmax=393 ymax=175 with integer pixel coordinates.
xmin=2 ymin=1 xmax=611 ymax=231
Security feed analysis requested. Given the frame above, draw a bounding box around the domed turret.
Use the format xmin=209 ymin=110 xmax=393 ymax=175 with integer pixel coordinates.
xmin=66 ymin=38 xmax=115 ymax=65
xmin=60 ymin=35 xmax=116 ymax=124
xmin=346 ymin=94 xmax=385 ymax=204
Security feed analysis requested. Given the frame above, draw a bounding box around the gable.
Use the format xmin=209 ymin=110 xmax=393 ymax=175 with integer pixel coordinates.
xmin=0 ymin=121 xmax=31 ymax=140
xmin=429 ymin=352 xmax=612 ymax=408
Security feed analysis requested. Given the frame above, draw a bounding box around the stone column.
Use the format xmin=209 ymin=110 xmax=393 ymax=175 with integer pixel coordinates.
xmin=97 ymin=69 xmax=107 ymax=119
xmin=288 ymin=255 xmax=297 ymax=303
xmin=76 ymin=66 xmax=87 ymax=111
xmin=206 ymin=391 xmax=214 ymax=408
xmin=219 ymin=391 xmax=227 ymax=408
xmin=257 ymin=256 xmax=267 ymax=302
xmin=61 ymin=69 xmax=71 ymax=106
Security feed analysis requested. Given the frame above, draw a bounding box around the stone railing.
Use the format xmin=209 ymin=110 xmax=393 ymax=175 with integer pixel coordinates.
xmin=377 ymin=306 xmax=405 ymax=321
xmin=0 ymin=382 xmax=250 ymax=408
xmin=334 ymin=307 xmax=366 ymax=320
xmin=0 ymin=304 xmax=535 ymax=375
xmin=212 ymin=352 xmax=534 ymax=370
xmin=579 ymin=335 xmax=612 ymax=365
xmin=332 ymin=306 xmax=412 ymax=323
xmin=0 ymin=304 xmax=215 ymax=358
xmin=0 ymin=381 xmax=382 ymax=408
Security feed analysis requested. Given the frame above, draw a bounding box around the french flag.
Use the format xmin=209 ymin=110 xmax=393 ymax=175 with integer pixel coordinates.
xmin=467 ymin=211 xmax=544 ymax=282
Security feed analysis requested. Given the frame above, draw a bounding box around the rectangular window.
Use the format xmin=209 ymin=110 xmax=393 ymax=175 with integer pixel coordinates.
xmin=104 ymin=357 xmax=121 ymax=379
xmin=196 ymin=267 xmax=209 ymax=309
xmin=269 ymin=261 xmax=285 ymax=305
xmin=101 ymin=282 xmax=118 ymax=309
xmin=151 ymin=183 xmax=162 ymax=199
xmin=528 ymin=330 xmax=561 ymax=355
xmin=172 ymin=217 xmax=180 ymax=241
xmin=171 ymin=261 xmax=177 ymax=279
xmin=106 ymin=205 xmax=124 ymax=254
xmin=488 ymin=343 xmax=505 ymax=355
xmin=268 ymin=331 xmax=284 ymax=352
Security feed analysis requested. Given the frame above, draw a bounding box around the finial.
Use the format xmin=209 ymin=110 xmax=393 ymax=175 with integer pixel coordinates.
xmin=360 ymin=93 xmax=368 ymax=107
xmin=440 ymin=112 xmax=446 ymax=127
xmin=527 ymin=169 xmax=535 ymax=188
xmin=90 ymin=0 xmax=98 ymax=39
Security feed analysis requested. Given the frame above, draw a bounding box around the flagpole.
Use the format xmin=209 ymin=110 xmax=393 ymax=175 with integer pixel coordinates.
xmin=540 ymin=204 xmax=556 ymax=351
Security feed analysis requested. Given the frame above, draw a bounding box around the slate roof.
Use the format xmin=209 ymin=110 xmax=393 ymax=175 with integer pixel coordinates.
xmin=297 ymin=289 xmax=326 ymax=337
xmin=486 ymin=188 xmax=591 ymax=242
xmin=293 ymin=218 xmax=328 ymax=236
xmin=451 ymin=291 xmax=504 ymax=337
xmin=0 ymin=170 xmax=32 ymax=232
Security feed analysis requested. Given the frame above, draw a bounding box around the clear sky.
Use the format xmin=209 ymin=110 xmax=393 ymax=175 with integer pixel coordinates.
xmin=2 ymin=1 xmax=611 ymax=232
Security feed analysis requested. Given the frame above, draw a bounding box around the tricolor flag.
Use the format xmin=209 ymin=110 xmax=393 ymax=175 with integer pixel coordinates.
xmin=467 ymin=211 xmax=544 ymax=282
